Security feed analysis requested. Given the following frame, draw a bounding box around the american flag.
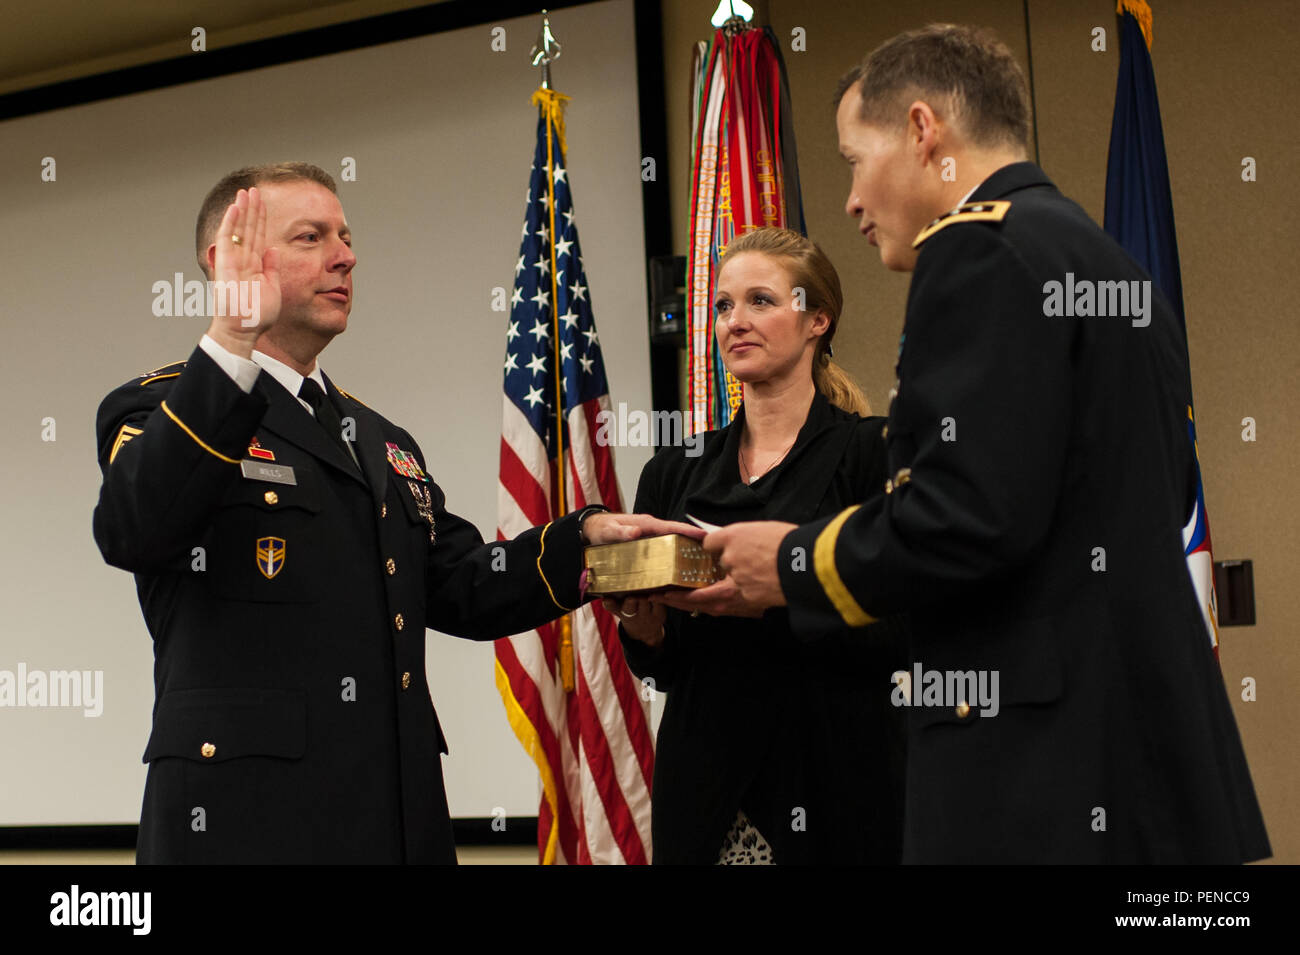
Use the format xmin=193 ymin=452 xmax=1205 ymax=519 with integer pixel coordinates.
xmin=492 ymin=88 xmax=655 ymax=865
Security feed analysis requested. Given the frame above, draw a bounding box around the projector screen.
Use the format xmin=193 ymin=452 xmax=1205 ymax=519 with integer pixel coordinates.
xmin=0 ymin=0 xmax=658 ymax=826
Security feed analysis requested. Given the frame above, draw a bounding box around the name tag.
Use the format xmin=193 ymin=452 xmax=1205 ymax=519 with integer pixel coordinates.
xmin=241 ymin=460 xmax=297 ymax=486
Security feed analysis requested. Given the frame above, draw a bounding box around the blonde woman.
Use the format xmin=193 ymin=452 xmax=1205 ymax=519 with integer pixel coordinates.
xmin=605 ymin=228 xmax=906 ymax=864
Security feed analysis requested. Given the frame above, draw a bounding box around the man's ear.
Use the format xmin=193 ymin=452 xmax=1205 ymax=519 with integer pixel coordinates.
xmin=907 ymin=100 xmax=944 ymax=165
xmin=202 ymin=242 xmax=216 ymax=281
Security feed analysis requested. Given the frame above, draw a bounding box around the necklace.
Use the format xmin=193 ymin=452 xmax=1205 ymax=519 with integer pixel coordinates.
xmin=739 ymin=436 xmax=797 ymax=485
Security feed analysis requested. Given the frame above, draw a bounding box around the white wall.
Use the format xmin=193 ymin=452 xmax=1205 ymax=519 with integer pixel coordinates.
xmin=0 ymin=0 xmax=656 ymax=825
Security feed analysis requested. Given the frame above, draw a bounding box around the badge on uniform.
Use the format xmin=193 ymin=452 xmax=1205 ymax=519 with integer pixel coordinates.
xmin=109 ymin=423 xmax=143 ymax=465
xmin=247 ymin=437 xmax=276 ymax=461
xmin=240 ymin=459 xmax=297 ymax=485
xmin=386 ymin=442 xmax=428 ymax=482
xmin=407 ymin=481 xmax=436 ymax=544
xmin=257 ymin=536 xmax=286 ymax=579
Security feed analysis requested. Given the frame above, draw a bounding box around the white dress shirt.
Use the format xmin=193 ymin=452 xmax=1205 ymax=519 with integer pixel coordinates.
xmin=199 ymin=334 xmax=326 ymax=414
xmin=198 ymin=334 xmax=359 ymax=465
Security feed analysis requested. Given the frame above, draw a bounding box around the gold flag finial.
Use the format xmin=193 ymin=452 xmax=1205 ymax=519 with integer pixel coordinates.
xmin=1117 ymin=0 xmax=1154 ymax=50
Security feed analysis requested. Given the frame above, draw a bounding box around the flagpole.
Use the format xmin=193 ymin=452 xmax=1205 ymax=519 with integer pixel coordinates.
xmin=497 ymin=15 xmax=656 ymax=863
xmin=532 ymin=12 xmax=576 ymax=693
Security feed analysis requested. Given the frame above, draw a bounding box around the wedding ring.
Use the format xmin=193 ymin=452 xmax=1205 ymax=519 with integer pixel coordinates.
xmin=230 ymin=234 xmax=242 ymax=245
xmin=621 ymin=609 xmax=638 ymax=619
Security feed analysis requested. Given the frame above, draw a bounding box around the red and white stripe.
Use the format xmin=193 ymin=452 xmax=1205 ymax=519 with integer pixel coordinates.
xmin=495 ymin=394 xmax=655 ymax=864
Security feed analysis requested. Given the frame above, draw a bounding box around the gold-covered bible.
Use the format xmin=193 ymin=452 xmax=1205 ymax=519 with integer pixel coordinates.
xmin=583 ymin=534 xmax=720 ymax=595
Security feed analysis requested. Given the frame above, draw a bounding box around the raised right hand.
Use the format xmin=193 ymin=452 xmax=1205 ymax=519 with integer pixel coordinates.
xmin=205 ymin=186 xmax=281 ymax=358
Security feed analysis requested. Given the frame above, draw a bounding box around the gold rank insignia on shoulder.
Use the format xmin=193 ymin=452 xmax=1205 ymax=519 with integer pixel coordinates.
xmin=109 ymin=423 xmax=143 ymax=464
xmin=136 ymin=360 xmax=186 ymax=386
xmin=911 ymin=200 xmax=1011 ymax=249
xmin=256 ymin=536 xmax=286 ymax=579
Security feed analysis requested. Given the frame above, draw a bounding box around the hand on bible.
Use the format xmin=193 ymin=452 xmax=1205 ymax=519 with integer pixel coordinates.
xmin=581 ymin=512 xmax=704 ymax=546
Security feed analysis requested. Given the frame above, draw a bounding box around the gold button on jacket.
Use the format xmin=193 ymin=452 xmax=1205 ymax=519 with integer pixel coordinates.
xmin=886 ymin=467 xmax=913 ymax=494
xmin=893 ymin=467 xmax=912 ymax=487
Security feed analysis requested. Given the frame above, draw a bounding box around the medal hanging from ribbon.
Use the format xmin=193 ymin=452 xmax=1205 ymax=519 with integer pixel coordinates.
xmin=407 ymin=480 xmax=436 ymax=543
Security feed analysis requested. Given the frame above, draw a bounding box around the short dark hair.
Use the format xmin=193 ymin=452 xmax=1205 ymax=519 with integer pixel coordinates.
xmin=195 ymin=162 xmax=337 ymax=277
xmin=834 ymin=23 xmax=1031 ymax=152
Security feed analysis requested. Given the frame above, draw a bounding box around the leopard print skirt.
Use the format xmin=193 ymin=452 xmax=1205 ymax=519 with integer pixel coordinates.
xmin=716 ymin=810 xmax=774 ymax=865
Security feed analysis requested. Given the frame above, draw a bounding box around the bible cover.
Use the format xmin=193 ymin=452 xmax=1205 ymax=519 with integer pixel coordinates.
xmin=583 ymin=534 xmax=720 ymax=595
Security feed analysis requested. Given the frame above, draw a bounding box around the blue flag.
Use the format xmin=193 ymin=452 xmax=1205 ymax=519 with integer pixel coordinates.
xmin=1103 ymin=1 xmax=1218 ymax=651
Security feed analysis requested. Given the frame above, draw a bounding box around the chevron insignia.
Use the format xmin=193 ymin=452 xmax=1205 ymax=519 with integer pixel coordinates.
xmin=109 ymin=423 xmax=143 ymax=464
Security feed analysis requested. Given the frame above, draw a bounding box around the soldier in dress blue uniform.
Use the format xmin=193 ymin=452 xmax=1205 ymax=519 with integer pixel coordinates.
xmin=691 ymin=25 xmax=1269 ymax=863
xmin=94 ymin=164 xmax=688 ymax=863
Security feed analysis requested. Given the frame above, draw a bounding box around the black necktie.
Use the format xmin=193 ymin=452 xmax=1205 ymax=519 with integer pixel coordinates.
xmin=298 ymin=377 xmax=354 ymax=464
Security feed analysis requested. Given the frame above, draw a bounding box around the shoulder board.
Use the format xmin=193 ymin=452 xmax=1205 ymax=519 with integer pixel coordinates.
xmin=336 ymin=386 xmax=369 ymax=409
xmin=911 ymin=200 xmax=1011 ymax=249
xmin=137 ymin=359 xmax=187 ymax=386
